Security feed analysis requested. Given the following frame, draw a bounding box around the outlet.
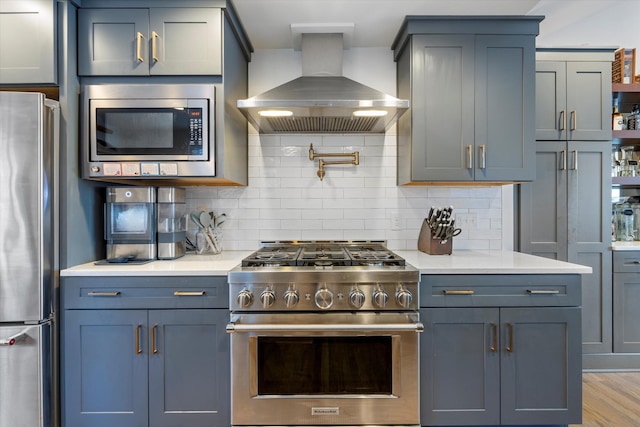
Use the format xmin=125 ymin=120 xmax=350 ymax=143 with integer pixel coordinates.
xmin=391 ymin=212 xmax=402 ymax=231
xmin=455 ymin=213 xmax=477 ymax=228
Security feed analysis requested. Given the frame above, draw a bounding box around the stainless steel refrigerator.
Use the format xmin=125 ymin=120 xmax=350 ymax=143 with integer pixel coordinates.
xmin=0 ymin=91 xmax=59 ymax=427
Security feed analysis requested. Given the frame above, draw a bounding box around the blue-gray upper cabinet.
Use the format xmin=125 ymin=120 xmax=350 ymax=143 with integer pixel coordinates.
xmin=0 ymin=0 xmax=56 ymax=84
xmin=392 ymin=17 xmax=542 ymax=184
xmin=536 ymin=50 xmax=612 ymax=141
xmin=78 ymin=8 xmax=222 ymax=76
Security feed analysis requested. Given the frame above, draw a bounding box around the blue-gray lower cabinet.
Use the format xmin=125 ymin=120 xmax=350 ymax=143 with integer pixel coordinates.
xmin=61 ymin=276 xmax=230 ymax=427
xmin=420 ymin=274 xmax=582 ymax=427
xmin=612 ymin=251 xmax=640 ymax=353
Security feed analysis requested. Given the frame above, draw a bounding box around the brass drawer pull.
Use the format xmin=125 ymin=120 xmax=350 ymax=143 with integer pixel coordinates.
xmin=490 ymin=322 xmax=498 ymax=352
xmin=151 ymin=31 xmax=159 ymax=62
xmin=135 ymin=325 xmax=142 ymax=355
xmin=174 ymin=291 xmax=206 ymax=296
xmin=136 ymin=32 xmax=144 ymax=62
xmin=506 ymin=322 xmax=514 ymax=352
xmin=443 ymin=289 xmax=475 ymax=295
xmin=87 ymin=291 xmax=121 ymax=297
xmin=526 ymin=289 xmax=560 ymax=295
xmin=151 ymin=324 xmax=158 ymax=354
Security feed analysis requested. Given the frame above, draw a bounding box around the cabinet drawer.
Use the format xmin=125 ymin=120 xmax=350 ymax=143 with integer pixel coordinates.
xmin=62 ymin=276 xmax=228 ymax=309
xmin=420 ymin=274 xmax=582 ymax=307
xmin=613 ymin=251 xmax=640 ymax=273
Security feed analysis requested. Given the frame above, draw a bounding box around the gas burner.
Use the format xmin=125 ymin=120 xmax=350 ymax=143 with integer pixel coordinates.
xmin=241 ymin=246 xmax=300 ymax=267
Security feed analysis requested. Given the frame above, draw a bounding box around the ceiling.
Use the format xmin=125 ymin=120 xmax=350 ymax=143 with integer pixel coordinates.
xmin=231 ymin=0 xmax=545 ymax=50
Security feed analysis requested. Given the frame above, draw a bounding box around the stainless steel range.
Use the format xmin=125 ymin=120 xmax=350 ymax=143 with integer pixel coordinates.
xmin=227 ymin=241 xmax=422 ymax=427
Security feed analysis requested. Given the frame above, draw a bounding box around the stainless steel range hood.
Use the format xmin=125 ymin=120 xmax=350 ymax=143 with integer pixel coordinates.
xmin=237 ymin=33 xmax=409 ymax=134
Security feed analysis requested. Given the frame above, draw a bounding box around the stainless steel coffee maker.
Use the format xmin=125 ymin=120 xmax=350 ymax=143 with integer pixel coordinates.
xmin=104 ymin=186 xmax=156 ymax=261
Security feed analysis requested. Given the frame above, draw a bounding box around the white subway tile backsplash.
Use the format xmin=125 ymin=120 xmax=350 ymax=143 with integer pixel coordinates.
xmin=185 ymin=134 xmax=504 ymax=251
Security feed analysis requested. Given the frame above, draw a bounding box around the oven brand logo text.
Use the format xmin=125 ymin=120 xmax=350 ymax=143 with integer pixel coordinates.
xmin=312 ymin=407 xmax=339 ymax=416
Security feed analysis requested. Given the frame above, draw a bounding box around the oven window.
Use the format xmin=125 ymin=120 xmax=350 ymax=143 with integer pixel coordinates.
xmin=257 ymin=336 xmax=392 ymax=395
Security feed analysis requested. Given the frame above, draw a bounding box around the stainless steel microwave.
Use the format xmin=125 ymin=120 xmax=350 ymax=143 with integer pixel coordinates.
xmin=81 ymin=84 xmax=216 ymax=180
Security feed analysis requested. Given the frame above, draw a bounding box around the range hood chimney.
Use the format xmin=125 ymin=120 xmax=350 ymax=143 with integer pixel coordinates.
xmin=237 ymin=30 xmax=409 ymax=134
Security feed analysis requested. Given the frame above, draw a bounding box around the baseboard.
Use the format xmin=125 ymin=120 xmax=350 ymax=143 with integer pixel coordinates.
xmin=583 ymin=353 xmax=640 ymax=371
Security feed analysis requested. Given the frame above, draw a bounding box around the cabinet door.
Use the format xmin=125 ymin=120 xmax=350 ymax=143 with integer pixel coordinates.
xmin=613 ymin=272 xmax=640 ymax=352
xmin=149 ymin=8 xmax=222 ymax=75
xmin=0 ymin=0 xmax=56 ymax=84
xmin=566 ymin=62 xmax=612 ymax=141
xmin=500 ymin=307 xmax=582 ymax=425
xmin=78 ymin=9 xmax=149 ymax=76
xmin=518 ymin=141 xmax=569 ymax=261
xmin=410 ymin=34 xmax=475 ymax=181
xmin=148 ymin=309 xmax=230 ymax=427
xmin=535 ymin=61 xmax=567 ymax=140
xmin=475 ymin=35 xmax=536 ymax=181
xmin=567 ymin=141 xmax=613 ymax=354
xmin=63 ymin=310 xmax=149 ymax=427
xmin=420 ymin=308 xmax=500 ymax=426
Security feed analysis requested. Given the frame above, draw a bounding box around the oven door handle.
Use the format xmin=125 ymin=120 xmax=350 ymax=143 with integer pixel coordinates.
xmin=226 ymin=322 xmax=424 ymax=333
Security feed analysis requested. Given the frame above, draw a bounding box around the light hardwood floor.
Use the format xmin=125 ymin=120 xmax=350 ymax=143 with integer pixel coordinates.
xmin=571 ymin=372 xmax=640 ymax=426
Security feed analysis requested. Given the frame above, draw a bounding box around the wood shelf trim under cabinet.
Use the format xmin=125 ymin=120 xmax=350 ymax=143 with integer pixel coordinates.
xmin=612 ymin=176 xmax=640 ymax=186
xmin=613 ymin=83 xmax=640 ymax=92
xmin=613 ymin=130 xmax=640 ymax=141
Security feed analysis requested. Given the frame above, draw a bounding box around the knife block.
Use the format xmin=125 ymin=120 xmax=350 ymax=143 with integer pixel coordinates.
xmin=417 ymin=219 xmax=452 ymax=255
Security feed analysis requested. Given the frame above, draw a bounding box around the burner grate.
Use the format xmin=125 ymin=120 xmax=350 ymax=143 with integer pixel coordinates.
xmin=240 ymin=241 xmax=405 ymax=267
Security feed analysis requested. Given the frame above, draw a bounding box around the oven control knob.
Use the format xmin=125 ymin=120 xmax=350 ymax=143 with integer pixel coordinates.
xmin=260 ymin=289 xmax=276 ymax=308
xmin=315 ymin=287 xmax=334 ymax=309
xmin=395 ymin=287 xmax=413 ymax=309
xmin=236 ymin=289 xmax=254 ymax=308
xmin=349 ymin=288 xmax=366 ymax=309
xmin=372 ymin=287 xmax=389 ymax=308
xmin=283 ymin=288 xmax=299 ymax=308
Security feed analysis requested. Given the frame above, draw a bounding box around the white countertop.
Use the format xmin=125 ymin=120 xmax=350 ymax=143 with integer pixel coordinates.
xmin=61 ymin=250 xmax=591 ymax=276
xmin=60 ymin=251 xmax=253 ymax=276
xmin=610 ymin=241 xmax=640 ymax=251
xmin=395 ymin=250 xmax=591 ymax=274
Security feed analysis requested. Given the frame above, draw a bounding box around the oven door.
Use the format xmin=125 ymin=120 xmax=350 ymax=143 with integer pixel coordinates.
xmin=227 ymin=312 xmax=422 ymax=426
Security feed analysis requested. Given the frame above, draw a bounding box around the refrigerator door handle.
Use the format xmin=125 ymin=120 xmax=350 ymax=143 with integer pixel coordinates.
xmin=0 ymin=330 xmax=29 ymax=346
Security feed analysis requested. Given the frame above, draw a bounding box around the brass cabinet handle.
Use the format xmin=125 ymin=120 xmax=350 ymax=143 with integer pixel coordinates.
xmin=151 ymin=324 xmax=158 ymax=354
xmin=490 ymin=322 xmax=498 ymax=352
xmin=136 ymin=32 xmax=145 ymax=62
xmin=559 ymin=110 xmax=566 ymax=131
xmin=135 ymin=325 xmax=142 ymax=354
xmin=152 ymin=31 xmax=159 ymax=62
xmin=442 ymin=289 xmax=475 ymax=295
xmin=479 ymin=144 xmax=486 ymax=169
xmin=571 ymin=150 xmax=578 ymax=170
xmin=560 ymin=150 xmax=567 ymax=171
xmin=87 ymin=291 xmax=121 ymax=297
xmin=506 ymin=322 xmax=514 ymax=352
xmin=466 ymin=145 xmax=473 ymax=169
xmin=527 ymin=289 xmax=560 ymax=294
xmin=174 ymin=291 xmax=206 ymax=296
xmin=570 ymin=110 xmax=577 ymax=131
